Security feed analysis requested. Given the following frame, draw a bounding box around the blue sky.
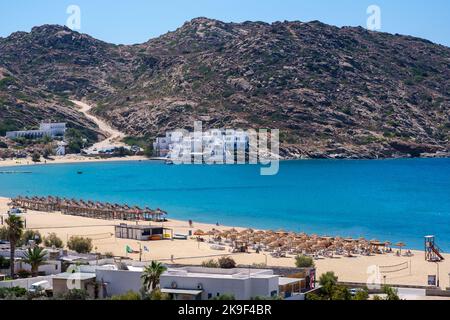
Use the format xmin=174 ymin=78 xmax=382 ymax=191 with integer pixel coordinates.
xmin=1 ymin=0 xmax=449 ymax=46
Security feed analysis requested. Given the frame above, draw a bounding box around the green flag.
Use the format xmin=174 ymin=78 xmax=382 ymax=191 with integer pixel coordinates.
xmin=126 ymin=245 xmax=134 ymax=254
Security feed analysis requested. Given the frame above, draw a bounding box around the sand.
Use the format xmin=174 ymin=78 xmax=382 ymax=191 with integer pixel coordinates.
xmin=0 ymin=155 xmax=149 ymax=168
xmin=1 ymin=197 xmax=449 ymax=289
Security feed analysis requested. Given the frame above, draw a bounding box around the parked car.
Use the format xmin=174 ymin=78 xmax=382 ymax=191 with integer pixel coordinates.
xmin=349 ymin=288 xmax=365 ymax=296
xmin=29 ymin=280 xmax=52 ymax=294
xmin=7 ymin=208 xmax=23 ymax=215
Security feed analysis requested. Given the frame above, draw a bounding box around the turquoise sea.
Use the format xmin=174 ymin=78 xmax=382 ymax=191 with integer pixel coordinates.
xmin=1 ymin=159 xmax=450 ymax=251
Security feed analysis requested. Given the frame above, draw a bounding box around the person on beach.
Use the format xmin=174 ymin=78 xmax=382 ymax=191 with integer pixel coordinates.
xmin=189 ymin=220 xmax=193 ymax=228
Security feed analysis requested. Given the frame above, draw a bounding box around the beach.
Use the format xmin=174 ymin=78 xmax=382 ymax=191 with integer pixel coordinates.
xmin=1 ymin=197 xmax=449 ymax=289
xmin=0 ymin=155 xmax=149 ymax=168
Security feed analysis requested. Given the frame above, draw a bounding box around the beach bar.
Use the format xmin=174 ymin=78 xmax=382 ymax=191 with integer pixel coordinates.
xmin=115 ymin=224 xmax=173 ymax=241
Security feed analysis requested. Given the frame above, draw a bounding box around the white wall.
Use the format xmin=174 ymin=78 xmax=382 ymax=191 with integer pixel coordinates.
xmin=16 ymin=261 xmax=61 ymax=275
xmin=0 ymin=276 xmax=53 ymax=289
xmin=160 ymin=274 xmax=279 ymax=300
xmin=96 ymin=269 xmax=142 ymax=297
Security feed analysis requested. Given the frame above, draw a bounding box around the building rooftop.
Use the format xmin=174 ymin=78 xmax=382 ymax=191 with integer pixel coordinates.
xmin=53 ymin=272 xmax=96 ymax=280
xmin=116 ymin=224 xmax=168 ymax=230
xmin=163 ymin=267 xmax=277 ymax=280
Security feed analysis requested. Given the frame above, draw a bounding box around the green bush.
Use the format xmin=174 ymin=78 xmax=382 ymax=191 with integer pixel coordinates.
xmin=353 ymin=288 xmax=369 ymax=300
xmin=0 ymin=76 xmax=16 ymax=90
xmin=0 ymin=256 xmax=10 ymax=269
xmin=111 ymin=291 xmax=141 ymax=300
xmin=103 ymin=252 xmax=114 ymax=258
xmin=20 ymin=230 xmax=42 ymax=246
xmin=0 ymin=226 xmax=7 ymax=240
xmin=0 ymin=287 xmax=27 ymax=299
xmin=0 ymin=120 xmax=19 ymax=136
xmin=67 ymin=236 xmax=93 ymax=254
xmin=383 ymin=285 xmax=400 ymax=300
xmin=17 ymin=269 xmax=32 ymax=279
xmin=201 ymin=259 xmax=219 ymax=268
xmin=149 ymin=288 xmax=171 ymax=300
xmin=218 ymin=257 xmax=236 ymax=269
xmin=31 ymin=151 xmax=41 ymax=163
xmin=43 ymin=233 xmax=64 ymax=248
xmin=295 ymin=255 xmax=315 ymax=268
xmin=211 ymin=294 xmax=235 ymax=300
xmin=59 ymin=289 xmax=89 ymax=300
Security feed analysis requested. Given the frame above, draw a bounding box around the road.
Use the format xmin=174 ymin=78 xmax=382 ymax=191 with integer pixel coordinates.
xmin=71 ymin=100 xmax=127 ymax=152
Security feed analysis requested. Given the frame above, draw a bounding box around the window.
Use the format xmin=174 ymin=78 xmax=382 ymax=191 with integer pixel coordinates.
xmin=217 ymin=293 xmax=220 ymax=297
xmin=208 ymin=293 xmax=212 ymax=299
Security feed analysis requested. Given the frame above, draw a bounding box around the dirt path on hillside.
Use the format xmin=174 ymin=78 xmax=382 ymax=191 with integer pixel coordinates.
xmin=71 ymin=100 xmax=126 ymax=151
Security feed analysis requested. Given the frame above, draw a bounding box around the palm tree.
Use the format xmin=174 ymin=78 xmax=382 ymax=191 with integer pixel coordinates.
xmin=141 ymin=261 xmax=167 ymax=292
xmin=23 ymin=246 xmax=47 ymax=276
xmin=5 ymin=215 xmax=25 ymax=277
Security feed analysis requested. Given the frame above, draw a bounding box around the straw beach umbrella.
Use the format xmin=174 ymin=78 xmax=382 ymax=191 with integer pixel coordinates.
xmin=396 ymin=242 xmax=406 ymax=255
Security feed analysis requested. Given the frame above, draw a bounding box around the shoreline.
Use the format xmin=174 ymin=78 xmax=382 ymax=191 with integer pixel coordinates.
xmin=2 ymin=154 xmax=449 ymax=169
xmin=1 ymin=196 xmax=450 ymax=288
xmin=0 ymin=155 xmax=151 ymax=168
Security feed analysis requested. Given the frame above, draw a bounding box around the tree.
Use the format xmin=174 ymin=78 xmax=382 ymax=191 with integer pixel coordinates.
xmin=43 ymin=233 xmax=64 ymax=248
xmin=141 ymin=261 xmax=167 ymax=292
xmin=383 ymin=286 xmax=400 ymax=300
xmin=20 ymin=230 xmax=42 ymax=246
xmin=295 ymin=255 xmax=315 ymax=268
xmin=331 ymin=285 xmax=352 ymax=300
xmin=201 ymin=259 xmax=219 ymax=268
xmin=31 ymin=151 xmax=41 ymax=163
xmin=5 ymin=215 xmax=24 ymax=277
xmin=67 ymin=236 xmax=93 ymax=253
xmin=218 ymin=256 xmax=236 ymax=269
xmin=144 ymin=143 xmax=154 ymax=158
xmin=353 ymin=288 xmax=369 ymax=300
xmin=42 ymin=144 xmax=55 ymax=159
xmin=22 ymin=247 xmax=47 ymax=276
xmin=318 ymin=272 xmax=338 ymax=299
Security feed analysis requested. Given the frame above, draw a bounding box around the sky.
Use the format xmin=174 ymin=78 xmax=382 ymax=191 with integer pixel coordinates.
xmin=0 ymin=0 xmax=449 ymax=46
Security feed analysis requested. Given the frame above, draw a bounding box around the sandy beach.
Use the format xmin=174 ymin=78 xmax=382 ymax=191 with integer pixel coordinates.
xmin=0 ymin=155 xmax=149 ymax=168
xmin=1 ymin=197 xmax=449 ymax=289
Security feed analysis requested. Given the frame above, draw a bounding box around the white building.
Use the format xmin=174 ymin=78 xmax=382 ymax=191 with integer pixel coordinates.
xmin=154 ymin=129 xmax=250 ymax=160
xmin=56 ymin=141 xmax=67 ymax=156
xmin=160 ymin=267 xmax=279 ymax=300
xmin=6 ymin=123 xmax=66 ymax=139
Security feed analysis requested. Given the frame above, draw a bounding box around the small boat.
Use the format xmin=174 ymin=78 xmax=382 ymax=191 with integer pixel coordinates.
xmin=77 ymin=171 xmax=83 ymax=175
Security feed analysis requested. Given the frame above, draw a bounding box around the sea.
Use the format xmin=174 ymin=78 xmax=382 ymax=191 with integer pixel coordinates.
xmin=1 ymin=158 xmax=449 ymax=251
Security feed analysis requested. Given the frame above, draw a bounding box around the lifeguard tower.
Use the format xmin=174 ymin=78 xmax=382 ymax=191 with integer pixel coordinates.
xmin=425 ymin=235 xmax=444 ymax=262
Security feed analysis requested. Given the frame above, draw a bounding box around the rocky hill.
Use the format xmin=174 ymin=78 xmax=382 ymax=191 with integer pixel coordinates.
xmin=1 ymin=18 xmax=449 ymax=159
